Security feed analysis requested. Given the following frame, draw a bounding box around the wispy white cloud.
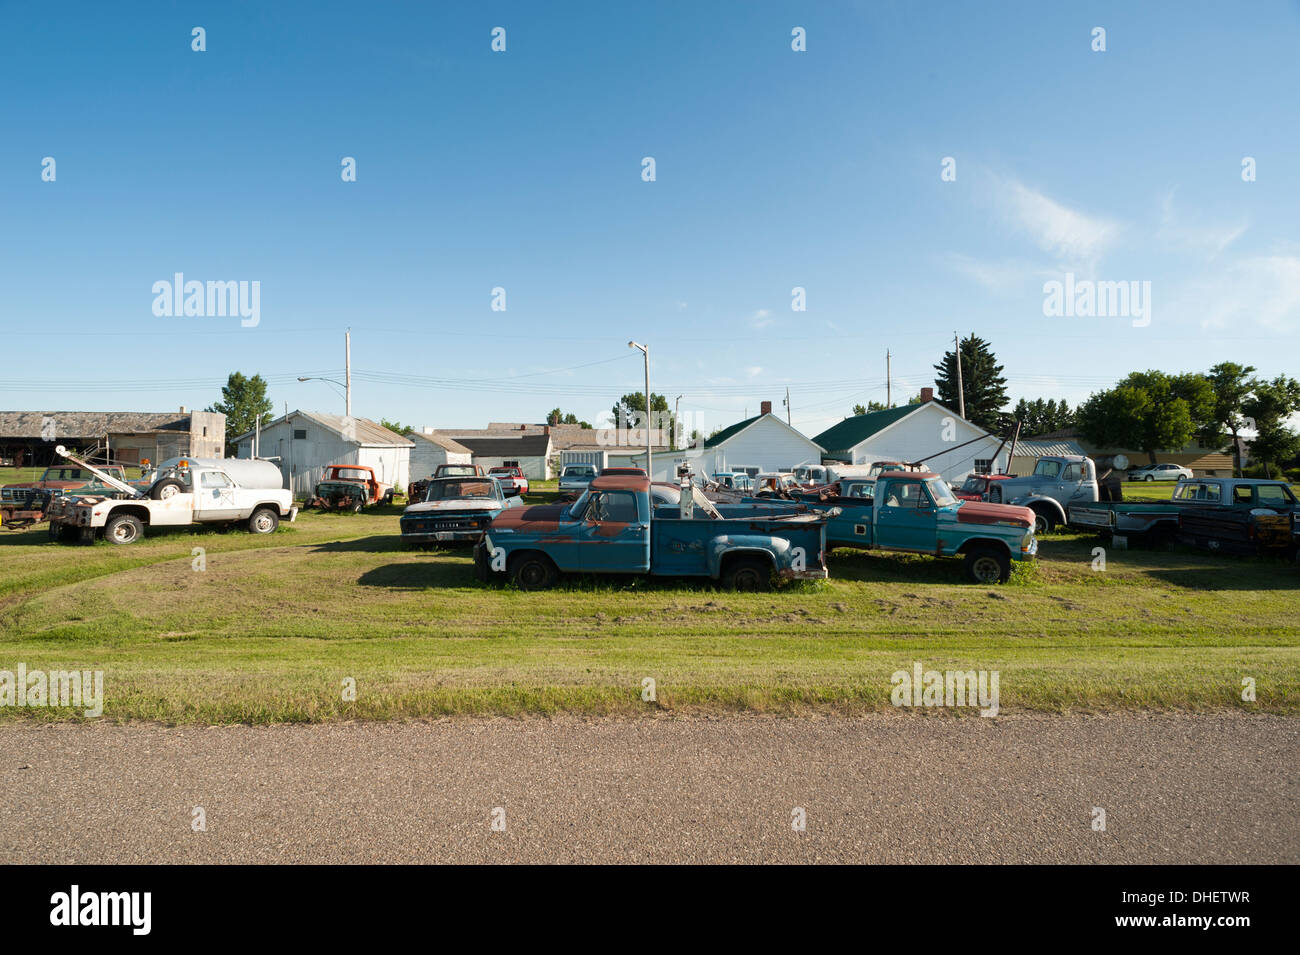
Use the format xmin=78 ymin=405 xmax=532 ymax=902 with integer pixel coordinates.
xmin=946 ymin=253 xmax=1053 ymax=293
xmin=1197 ymin=254 xmax=1300 ymax=331
xmin=999 ymin=178 xmax=1123 ymax=262
xmin=1157 ymin=190 xmax=1247 ymax=258
xmin=749 ymin=308 xmax=774 ymax=329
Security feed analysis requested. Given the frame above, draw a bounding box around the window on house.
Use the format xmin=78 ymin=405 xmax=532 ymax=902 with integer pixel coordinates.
xmin=294 ymin=429 xmax=308 ymax=440
xmin=974 ymin=459 xmax=992 ymax=475
xmin=503 ymin=460 xmax=520 ymax=468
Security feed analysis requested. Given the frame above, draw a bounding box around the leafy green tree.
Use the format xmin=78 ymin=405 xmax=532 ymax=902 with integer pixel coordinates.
xmin=207 ymin=372 xmax=272 ymax=454
xmin=547 ymin=408 xmax=591 ymax=428
xmin=933 ymin=335 xmax=1008 ymax=431
xmin=1013 ymin=397 xmax=1076 ymax=434
xmin=612 ymin=392 xmax=671 ymax=442
xmin=1205 ymin=362 xmax=1257 ymax=475
xmin=1076 ymin=370 xmax=1213 ymax=464
xmin=1242 ymin=375 xmax=1300 ymax=477
xmin=379 ymin=419 xmax=414 ymax=436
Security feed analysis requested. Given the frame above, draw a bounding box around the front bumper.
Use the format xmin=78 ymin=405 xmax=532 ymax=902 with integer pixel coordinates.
xmin=403 ymin=529 xmax=484 ymax=544
xmin=780 ymin=566 xmax=830 ymax=580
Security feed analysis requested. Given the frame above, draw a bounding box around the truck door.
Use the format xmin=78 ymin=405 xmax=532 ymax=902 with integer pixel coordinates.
xmin=577 ymin=489 xmax=651 ymax=572
xmin=192 ymin=470 xmax=240 ymax=520
xmin=873 ymin=479 xmax=938 ymax=552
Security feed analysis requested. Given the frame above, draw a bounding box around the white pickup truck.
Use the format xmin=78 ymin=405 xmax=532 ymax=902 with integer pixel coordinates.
xmin=46 ymin=447 xmax=297 ymax=545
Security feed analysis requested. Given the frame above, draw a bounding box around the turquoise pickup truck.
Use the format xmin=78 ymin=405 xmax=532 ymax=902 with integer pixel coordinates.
xmin=779 ymin=472 xmax=1038 ymax=583
xmin=1067 ymin=477 xmax=1298 ymax=544
xmin=473 ymin=474 xmax=831 ymax=591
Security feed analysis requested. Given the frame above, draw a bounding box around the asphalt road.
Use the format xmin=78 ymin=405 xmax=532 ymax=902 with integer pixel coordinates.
xmin=1 ymin=713 xmax=1295 ymax=864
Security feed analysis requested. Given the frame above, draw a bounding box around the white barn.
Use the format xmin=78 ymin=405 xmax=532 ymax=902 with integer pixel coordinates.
xmin=233 ymin=410 xmax=413 ymax=498
xmin=653 ymin=402 xmax=824 ymax=480
xmin=811 ymin=392 xmax=1011 ymax=484
xmin=409 ymin=430 xmax=472 ymax=481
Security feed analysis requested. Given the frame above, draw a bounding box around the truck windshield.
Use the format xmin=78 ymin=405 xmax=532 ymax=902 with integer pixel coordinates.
xmin=563 ymin=466 xmax=595 ymax=477
xmin=926 ymin=478 xmax=958 ymax=507
xmin=333 ymin=469 xmax=371 ymax=481
xmin=960 ymin=476 xmax=986 ymax=493
xmin=1033 ymin=460 xmax=1064 ymax=479
xmin=425 ymin=480 xmax=501 ymax=501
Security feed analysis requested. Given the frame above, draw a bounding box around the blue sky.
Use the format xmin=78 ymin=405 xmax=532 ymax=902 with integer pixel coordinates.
xmin=3 ymin=1 xmax=1298 ymax=438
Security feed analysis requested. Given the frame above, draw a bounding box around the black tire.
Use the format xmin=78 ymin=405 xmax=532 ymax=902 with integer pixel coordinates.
xmin=150 ymin=478 xmax=186 ymax=500
xmin=510 ymin=552 xmax=559 ymax=591
xmin=1031 ymin=508 xmax=1056 ymax=535
xmin=963 ymin=545 xmax=1011 ymax=584
xmin=349 ymin=500 xmax=364 ymax=514
xmin=104 ymin=513 xmax=144 ymax=545
xmin=1144 ymin=474 xmax=1154 ymax=482
xmin=248 ymin=507 xmax=279 ymax=534
xmin=722 ymin=555 xmax=773 ymax=591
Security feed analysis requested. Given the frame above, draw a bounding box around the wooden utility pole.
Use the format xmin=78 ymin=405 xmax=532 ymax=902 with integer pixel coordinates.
xmin=954 ymin=332 xmax=965 ymax=419
xmin=886 ymin=350 xmax=892 ymax=407
xmin=785 ymin=387 xmax=792 ymax=426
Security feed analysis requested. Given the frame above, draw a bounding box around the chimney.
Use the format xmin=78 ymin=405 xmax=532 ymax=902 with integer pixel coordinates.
xmin=920 ymin=387 xmax=934 ymax=403
xmin=760 ymin=400 xmax=772 ymax=416
xmin=179 ymin=405 xmax=188 ymax=414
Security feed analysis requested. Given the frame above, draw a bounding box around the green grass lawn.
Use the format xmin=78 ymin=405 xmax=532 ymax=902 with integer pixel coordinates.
xmin=1 ymin=491 xmax=1296 ymax=723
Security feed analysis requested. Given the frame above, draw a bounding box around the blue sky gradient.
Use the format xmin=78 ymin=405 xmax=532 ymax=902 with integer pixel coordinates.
xmin=3 ymin=1 xmax=1298 ymax=437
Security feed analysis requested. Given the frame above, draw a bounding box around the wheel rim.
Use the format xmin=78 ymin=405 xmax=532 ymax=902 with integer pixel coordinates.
xmin=254 ymin=513 xmax=275 ymax=532
xmin=734 ymin=567 xmax=763 ymax=590
xmin=158 ymin=484 xmax=179 ymax=499
xmin=1034 ymin=515 xmax=1049 ymax=535
xmin=972 ymin=556 xmax=1001 ymax=582
xmin=520 ymin=562 xmax=546 ymax=588
xmin=111 ymin=522 xmax=137 ymax=543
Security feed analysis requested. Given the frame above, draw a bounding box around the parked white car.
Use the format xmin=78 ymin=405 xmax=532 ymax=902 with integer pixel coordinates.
xmin=1127 ymin=463 xmax=1194 ymax=482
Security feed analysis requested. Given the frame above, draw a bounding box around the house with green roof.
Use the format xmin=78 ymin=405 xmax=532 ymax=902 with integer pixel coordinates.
xmin=811 ymin=388 xmax=1013 ymax=484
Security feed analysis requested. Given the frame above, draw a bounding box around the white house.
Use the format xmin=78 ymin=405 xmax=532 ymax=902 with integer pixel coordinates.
xmin=409 ymin=430 xmax=472 ymax=481
xmin=811 ymin=390 xmax=1011 ymax=484
xmin=652 ymin=401 xmax=824 ymax=480
xmin=232 ymin=410 xmax=413 ymax=498
xmin=454 ymin=433 xmax=553 ymax=480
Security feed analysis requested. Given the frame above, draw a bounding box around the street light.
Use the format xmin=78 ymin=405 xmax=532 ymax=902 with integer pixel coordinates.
xmin=297 ymin=376 xmax=347 ymax=408
xmin=628 ymin=341 xmax=651 ymax=477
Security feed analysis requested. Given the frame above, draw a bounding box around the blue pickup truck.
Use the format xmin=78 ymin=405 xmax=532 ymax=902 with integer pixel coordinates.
xmin=780 ymin=472 xmax=1038 ymax=583
xmin=473 ymin=474 xmax=832 ymax=591
xmin=1068 ymin=477 xmax=1298 ymax=544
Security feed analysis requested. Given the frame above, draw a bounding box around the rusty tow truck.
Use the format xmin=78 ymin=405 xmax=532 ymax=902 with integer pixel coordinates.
xmin=474 ymin=473 xmax=834 ymax=591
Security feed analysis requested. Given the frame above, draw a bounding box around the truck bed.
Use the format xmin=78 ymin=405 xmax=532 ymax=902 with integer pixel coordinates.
xmin=648 ymin=506 xmax=828 ymax=578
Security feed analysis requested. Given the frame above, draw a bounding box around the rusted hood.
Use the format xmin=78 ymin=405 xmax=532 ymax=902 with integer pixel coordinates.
xmin=491 ymin=502 xmax=567 ymax=532
xmin=955 ymin=500 xmax=1034 ymax=528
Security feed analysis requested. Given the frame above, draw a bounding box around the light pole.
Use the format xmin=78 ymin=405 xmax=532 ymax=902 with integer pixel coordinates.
xmin=674 ymin=394 xmax=683 ymax=451
xmin=628 ymin=341 xmax=651 ymax=477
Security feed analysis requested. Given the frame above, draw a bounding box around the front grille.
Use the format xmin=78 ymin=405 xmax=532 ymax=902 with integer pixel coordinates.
xmin=406 ymin=516 xmax=488 ymax=532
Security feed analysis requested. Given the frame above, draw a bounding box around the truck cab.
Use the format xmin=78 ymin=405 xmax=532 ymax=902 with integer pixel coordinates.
xmin=986 ymin=455 xmax=1099 ymax=534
